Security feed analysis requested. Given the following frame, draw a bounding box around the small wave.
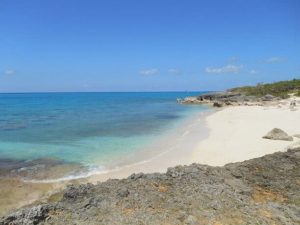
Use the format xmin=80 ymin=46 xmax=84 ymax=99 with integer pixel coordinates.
xmin=182 ymin=131 xmax=190 ymax=137
xmin=22 ymin=165 xmax=106 ymax=183
xmin=23 ymin=146 xmax=177 ymax=184
xmin=23 ymin=159 xmax=152 ymax=183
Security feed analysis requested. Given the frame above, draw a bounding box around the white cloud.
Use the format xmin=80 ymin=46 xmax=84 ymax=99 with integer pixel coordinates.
xmin=265 ymin=57 xmax=284 ymax=63
xmin=168 ymin=68 xmax=181 ymax=74
xmin=139 ymin=68 xmax=159 ymax=75
xmin=249 ymin=69 xmax=258 ymax=74
xmin=4 ymin=69 xmax=15 ymax=75
xmin=205 ymin=64 xmax=243 ymax=74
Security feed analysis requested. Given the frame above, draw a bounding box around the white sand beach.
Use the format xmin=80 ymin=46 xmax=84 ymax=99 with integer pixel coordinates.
xmin=193 ymin=101 xmax=300 ymax=166
xmin=87 ymin=97 xmax=300 ymax=183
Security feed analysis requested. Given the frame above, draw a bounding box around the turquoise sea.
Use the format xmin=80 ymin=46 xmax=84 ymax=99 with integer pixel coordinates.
xmin=0 ymin=92 xmax=208 ymax=180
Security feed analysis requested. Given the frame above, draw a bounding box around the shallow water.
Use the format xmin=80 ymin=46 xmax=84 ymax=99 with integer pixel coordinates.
xmin=0 ymin=92 xmax=208 ymax=180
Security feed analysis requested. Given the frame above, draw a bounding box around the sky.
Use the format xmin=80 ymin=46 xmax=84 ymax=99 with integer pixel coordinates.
xmin=0 ymin=0 xmax=299 ymax=92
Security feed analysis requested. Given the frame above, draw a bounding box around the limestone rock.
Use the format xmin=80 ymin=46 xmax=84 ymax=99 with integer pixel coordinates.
xmin=263 ymin=128 xmax=293 ymax=141
xmin=213 ymin=102 xmax=223 ymax=107
xmin=261 ymin=94 xmax=275 ymax=101
xmin=1 ymin=150 xmax=300 ymax=225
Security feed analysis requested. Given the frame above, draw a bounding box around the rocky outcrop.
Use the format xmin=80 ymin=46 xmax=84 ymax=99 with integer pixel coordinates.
xmin=263 ymin=128 xmax=293 ymax=141
xmin=212 ymin=101 xmax=223 ymax=107
xmin=1 ymin=150 xmax=299 ymax=225
xmin=261 ymin=94 xmax=275 ymax=101
xmin=1 ymin=205 xmax=52 ymax=225
xmin=177 ymin=96 xmax=199 ymax=104
xmin=177 ymin=91 xmax=280 ymax=107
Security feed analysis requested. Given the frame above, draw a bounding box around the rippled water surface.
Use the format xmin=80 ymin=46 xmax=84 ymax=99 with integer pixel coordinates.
xmin=0 ymin=92 xmax=208 ymax=170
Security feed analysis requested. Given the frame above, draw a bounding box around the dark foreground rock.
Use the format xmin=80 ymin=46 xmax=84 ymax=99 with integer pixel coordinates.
xmin=1 ymin=150 xmax=300 ymax=225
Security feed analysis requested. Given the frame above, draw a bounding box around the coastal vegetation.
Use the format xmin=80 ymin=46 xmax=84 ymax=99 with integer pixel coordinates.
xmin=230 ymin=79 xmax=300 ymax=98
xmin=178 ymin=79 xmax=300 ymax=106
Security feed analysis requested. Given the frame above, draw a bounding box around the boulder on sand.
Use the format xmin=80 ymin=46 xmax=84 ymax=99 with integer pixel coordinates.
xmin=213 ymin=102 xmax=223 ymax=107
xmin=261 ymin=94 xmax=275 ymax=101
xmin=263 ymin=128 xmax=293 ymax=141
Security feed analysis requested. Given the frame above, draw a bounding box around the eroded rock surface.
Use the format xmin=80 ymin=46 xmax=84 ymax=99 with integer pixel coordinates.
xmin=263 ymin=128 xmax=293 ymax=141
xmin=1 ymin=150 xmax=299 ymax=225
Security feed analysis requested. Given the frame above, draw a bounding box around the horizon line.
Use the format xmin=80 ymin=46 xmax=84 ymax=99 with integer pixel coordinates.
xmin=0 ymin=90 xmax=214 ymax=94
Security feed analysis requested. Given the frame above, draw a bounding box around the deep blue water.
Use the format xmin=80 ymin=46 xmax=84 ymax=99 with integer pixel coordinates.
xmin=0 ymin=92 xmax=207 ymax=170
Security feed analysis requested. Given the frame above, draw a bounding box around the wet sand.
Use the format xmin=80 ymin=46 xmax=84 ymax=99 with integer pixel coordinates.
xmin=0 ymin=159 xmax=83 ymax=216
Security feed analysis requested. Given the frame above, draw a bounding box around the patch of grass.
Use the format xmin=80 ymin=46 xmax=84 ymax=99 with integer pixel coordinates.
xmin=230 ymin=79 xmax=300 ymax=98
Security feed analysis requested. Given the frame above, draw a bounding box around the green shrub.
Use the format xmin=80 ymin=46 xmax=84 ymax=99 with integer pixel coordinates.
xmin=230 ymin=79 xmax=300 ymax=98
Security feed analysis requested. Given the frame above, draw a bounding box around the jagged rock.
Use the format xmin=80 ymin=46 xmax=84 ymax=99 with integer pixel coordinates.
xmin=1 ymin=205 xmax=51 ymax=225
xmin=179 ymin=91 xmax=282 ymax=106
xmin=63 ymin=183 xmax=93 ymax=201
xmin=129 ymin=172 xmax=144 ymax=180
xmin=294 ymin=134 xmax=300 ymax=138
xmin=261 ymin=94 xmax=275 ymax=101
xmin=179 ymin=97 xmax=201 ymax=104
xmin=213 ymin=102 xmax=223 ymax=107
xmin=1 ymin=150 xmax=299 ymax=225
xmin=117 ymin=187 xmax=129 ymax=197
xmin=263 ymin=128 xmax=293 ymax=141
xmin=197 ymin=92 xmax=242 ymax=101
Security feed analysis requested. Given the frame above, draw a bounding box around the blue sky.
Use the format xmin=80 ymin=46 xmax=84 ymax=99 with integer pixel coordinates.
xmin=0 ymin=0 xmax=299 ymax=92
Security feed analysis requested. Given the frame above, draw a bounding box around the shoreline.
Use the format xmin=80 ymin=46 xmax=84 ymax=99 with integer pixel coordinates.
xmin=3 ymin=147 xmax=300 ymax=224
xmin=0 ymin=107 xmax=213 ymax=216
xmin=20 ymin=107 xmax=213 ymax=183
xmin=86 ymin=108 xmax=213 ymax=183
xmin=87 ymin=96 xmax=300 ymax=183
xmin=1 ymin=96 xmax=299 ymax=216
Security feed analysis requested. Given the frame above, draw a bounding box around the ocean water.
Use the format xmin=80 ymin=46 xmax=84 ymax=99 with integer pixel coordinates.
xmin=0 ymin=92 xmax=208 ymax=179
